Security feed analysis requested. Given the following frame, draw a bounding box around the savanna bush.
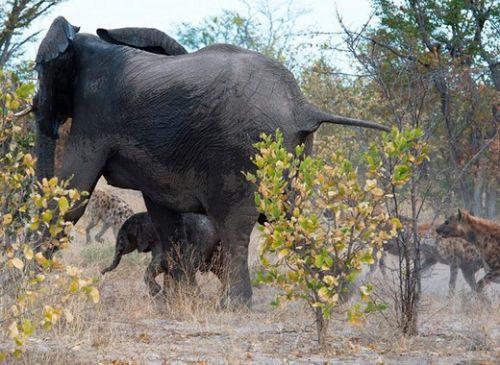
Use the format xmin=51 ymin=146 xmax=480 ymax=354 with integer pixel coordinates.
xmin=0 ymin=69 xmax=98 ymax=359
xmin=246 ymin=127 xmax=427 ymax=345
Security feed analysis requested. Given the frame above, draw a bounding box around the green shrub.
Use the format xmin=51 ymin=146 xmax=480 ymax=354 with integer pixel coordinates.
xmin=0 ymin=70 xmax=98 ymax=360
xmin=246 ymin=127 xmax=427 ymax=345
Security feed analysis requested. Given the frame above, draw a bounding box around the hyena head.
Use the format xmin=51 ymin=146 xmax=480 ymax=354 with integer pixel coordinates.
xmin=436 ymin=209 xmax=474 ymax=242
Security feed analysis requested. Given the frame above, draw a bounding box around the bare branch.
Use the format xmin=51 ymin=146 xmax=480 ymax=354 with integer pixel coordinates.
xmin=0 ymin=0 xmax=64 ymax=67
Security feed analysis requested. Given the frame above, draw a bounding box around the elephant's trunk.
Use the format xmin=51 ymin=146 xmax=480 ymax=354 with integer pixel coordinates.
xmin=35 ymin=125 xmax=56 ymax=181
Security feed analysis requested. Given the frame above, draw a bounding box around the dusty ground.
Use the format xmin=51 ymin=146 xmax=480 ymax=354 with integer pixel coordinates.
xmin=12 ymin=180 xmax=500 ymax=364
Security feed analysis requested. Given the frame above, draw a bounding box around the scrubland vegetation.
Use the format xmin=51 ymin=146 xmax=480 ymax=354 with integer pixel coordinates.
xmin=1 ymin=0 xmax=498 ymax=363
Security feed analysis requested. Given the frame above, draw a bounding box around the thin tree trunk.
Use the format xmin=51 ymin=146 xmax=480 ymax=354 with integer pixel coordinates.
xmin=405 ymin=178 xmax=420 ymax=336
xmin=315 ymin=308 xmax=329 ymax=347
xmin=473 ymin=169 xmax=485 ymax=216
xmin=486 ymin=181 xmax=497 ymax=218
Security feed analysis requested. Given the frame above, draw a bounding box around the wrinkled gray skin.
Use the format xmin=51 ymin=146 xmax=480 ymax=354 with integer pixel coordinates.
xmin=34 ymin=16 xmax=388 ymax=307
xmin=101 ymin=212 xmax=223 ymax=296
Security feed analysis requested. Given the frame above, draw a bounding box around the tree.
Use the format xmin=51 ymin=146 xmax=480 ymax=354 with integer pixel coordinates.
xmin=313 ymin=0 xmax=499 ymax=336
xmin=0 ymin=0 xmax=66 ymax=68
xmin=365 ymin=0 xmax=499 ymax=217
xmin=176 ymin=0 xmax=308 ymax=72
xmin=246 ymin=127 xmax=427 ymax=344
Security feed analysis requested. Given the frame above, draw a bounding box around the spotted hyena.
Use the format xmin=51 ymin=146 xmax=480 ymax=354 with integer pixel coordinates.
xmin=84 ymin=189 xmax=134 ymax=244
xmin=437 ymin=209 xmax=500 ymax=291
xmin=373 ymin=221 xmax=483 ymax=294
xmin=419 ymin=223 xmax=483 ymax=293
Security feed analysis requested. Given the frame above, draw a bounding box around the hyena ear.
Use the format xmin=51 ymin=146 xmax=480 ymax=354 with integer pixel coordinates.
xmin=457 ymin=208 xmax=463 ymax=220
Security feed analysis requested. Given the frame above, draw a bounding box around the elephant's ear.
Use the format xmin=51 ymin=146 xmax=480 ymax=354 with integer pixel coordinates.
xmin=133 ymin=213 xmax=155 ymax=252
xmin=96 ymin=27 xmax=187 ymax=56
xmin=35 ymin=16 xmax=79 ymax=139
xmin=35 ymin=16 xmax=79 ymax=65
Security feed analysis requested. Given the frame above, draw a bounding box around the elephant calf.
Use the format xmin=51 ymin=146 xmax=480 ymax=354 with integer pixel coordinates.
xmin=101 ymin=212 xmax=223 ymax=296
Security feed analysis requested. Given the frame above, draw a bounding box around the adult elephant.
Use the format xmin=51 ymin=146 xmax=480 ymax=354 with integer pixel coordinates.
xmin=34 ymin=17 xmax=388 ymax=307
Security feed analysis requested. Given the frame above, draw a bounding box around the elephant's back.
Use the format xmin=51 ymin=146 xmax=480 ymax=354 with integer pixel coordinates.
xmin=118 ymin=43 xmax=305 ymax=129
xmin=73 ymin=36 xmax=306 ymax=139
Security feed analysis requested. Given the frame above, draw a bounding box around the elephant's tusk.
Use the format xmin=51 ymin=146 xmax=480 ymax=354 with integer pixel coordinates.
xmin=14 ymin=106 xmax=33 ymax=118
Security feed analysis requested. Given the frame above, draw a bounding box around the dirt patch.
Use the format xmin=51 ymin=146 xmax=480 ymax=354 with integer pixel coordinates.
xmin=9 ymin=181 xmax=500 ymax=364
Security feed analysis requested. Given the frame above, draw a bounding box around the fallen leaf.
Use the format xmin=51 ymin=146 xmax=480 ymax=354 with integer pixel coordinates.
xmin=10 ymin=257 xmax=24 ymax=270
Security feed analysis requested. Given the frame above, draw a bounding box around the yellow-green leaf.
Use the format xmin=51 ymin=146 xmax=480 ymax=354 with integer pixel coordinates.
xmin=58 ymin=197 xmax=69 ymax=214
xmin=21 ymin=320 xmax=35 ymax=336
xmin=41 ymin=210 xmax=53 ymax=223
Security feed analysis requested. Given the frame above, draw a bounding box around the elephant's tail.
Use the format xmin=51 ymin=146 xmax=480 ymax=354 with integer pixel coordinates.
xmin=302 ymin=104 xmax=390 ymax=133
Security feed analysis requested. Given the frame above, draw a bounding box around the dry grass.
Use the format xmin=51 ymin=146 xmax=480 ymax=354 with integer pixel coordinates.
xmin=5 ymin=181 xmax=500 ymax=364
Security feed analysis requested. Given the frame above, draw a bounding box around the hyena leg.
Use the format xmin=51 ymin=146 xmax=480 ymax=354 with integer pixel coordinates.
xmin=378 ymin=252 xmax=388 ymax=278
xmin=367 ymin=250 xmax=384 ymax=279
xmin=94 ymin=223 xmax=111 ymax=243
xmin=85 ymin=216 xmax=99 ymax=244
xmin=420 ymin=256 xmax=437 ymax=273
xmin=477 ymin=270 xmax=500 ymax=292
xmin=112 ymin=225 xmax=119 ymax=241
xmin=460 ymin=265 xmax=478 ymax=292
xmin=447 ymin=263 xmax=458 ymax=296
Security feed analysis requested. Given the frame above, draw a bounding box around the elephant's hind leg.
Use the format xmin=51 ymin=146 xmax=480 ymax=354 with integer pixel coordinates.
xmin=143 ymin=197 xmax=187 ymax=281
xmin=213 ymin=210 xmax=257 ymax=309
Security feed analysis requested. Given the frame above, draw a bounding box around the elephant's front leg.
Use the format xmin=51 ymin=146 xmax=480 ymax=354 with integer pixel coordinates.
xmin=35 ymin=128 xmax=109 ymax=256
xmin=144 ymin=253 xmax=164 ymax=297
xmin=58 ymin=136 xmax=110 ymax=224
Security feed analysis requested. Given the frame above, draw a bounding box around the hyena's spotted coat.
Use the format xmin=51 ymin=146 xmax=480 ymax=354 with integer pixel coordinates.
xmin=84 ymin=189 xmax=134 ymax=244
xmin=437 ymin=209 xmax=500 ymax=291
xmin=419 ymin=223 xmax=483 ymax=293
xmin=373 ymin=222 xmax=483 ymax=294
